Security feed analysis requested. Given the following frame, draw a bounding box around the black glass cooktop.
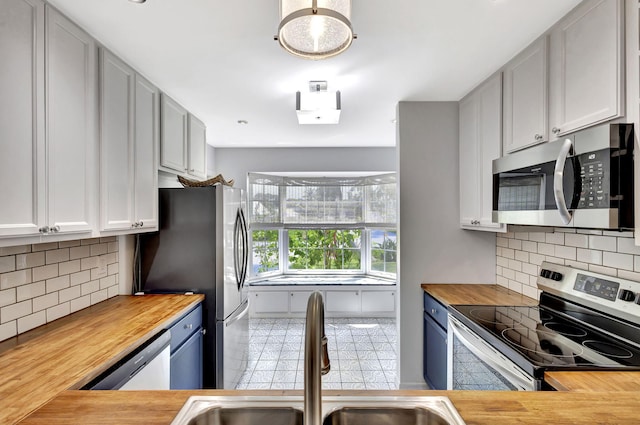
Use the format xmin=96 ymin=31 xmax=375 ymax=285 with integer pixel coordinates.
xmin=449 ymin=293 xmax=640 ymax=377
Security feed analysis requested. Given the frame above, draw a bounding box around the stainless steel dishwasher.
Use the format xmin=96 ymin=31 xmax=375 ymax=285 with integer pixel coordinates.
xmin=82 ymin=329 xmax=171 ymax=390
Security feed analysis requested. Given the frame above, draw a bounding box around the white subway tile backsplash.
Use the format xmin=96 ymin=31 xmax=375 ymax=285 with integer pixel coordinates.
xmin=577 ymin=248 xmax=602 ymax=265
xmin=0 ymin=256 xmax=15 ymax=273
xmin=0 ymin=321 xmax=17 ymax=340
xmin=537 ymin=243 xmax=555 ymax=256
xmin=0 ymin=288 xmax=16 ymax=307
xmin=498 ymin=229 xmax=640 ymax=300
xmin=589 ymin=235 xmax=617 ymax=251
xmin=17 ymin=311 xmax=46 ymax=333
xmin=45 ymin=248 xmax=70 ymax=265
xmin=1 ymin=269 xmax=32 ymax=290
xmin=16 ymin=281 xmax=45 ymax=302
xmin=0 ymin=245 xmax=30 ymax=256
xmin=545 ymin=233 xmax=565 ymax=245
xmin=46 ymin=302 xmax=70 ymax=322
xmin=1 ymin=300 xmax=32 ymax=322
xmin=33 ymin=292 xmax=58 ymax=312
xmin=69 ymin=245 xmax=91 ymax=260
xmin=0 ymin=239 xmax=120 ymax=342
xmin=32 ymin=264 xmax=58 ymax=282
xmin=617 ymin=237 xmax=640 ymax=255
xmin=602 ymin=252 xmax=634 ymax=271
xmin=564 ymin=233 xmax=588 ymax=248
xmin=46 ymin=275 xmax=70 ymax=294
xmin=555 ymin=245 xmax=576 ymax=261
xmin=16 ymin=252 xmax=45 ymax=270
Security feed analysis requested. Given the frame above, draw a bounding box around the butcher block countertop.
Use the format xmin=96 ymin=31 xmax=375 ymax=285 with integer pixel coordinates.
xmin=421 ymin=283 xmax=538 ymax=306
xmin=544 ymin=371 xmax=640 ymax=392
xmin=20 ymin=389 xmax=640 ymax=425
xmin=0 ymin=294 xmax=204 ymax=425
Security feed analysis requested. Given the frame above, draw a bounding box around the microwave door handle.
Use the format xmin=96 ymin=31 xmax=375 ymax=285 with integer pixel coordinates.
xmin=553 ymin=138 xmax=574 ymax=225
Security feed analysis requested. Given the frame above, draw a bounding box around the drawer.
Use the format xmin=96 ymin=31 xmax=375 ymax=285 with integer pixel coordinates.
xmin=424 ymin=293 xmax=447 ymax=330
xmin=168 ymin=304 xmax=202 ymax=352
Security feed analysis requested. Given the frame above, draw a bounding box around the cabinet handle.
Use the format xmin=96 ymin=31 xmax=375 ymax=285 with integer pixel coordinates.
xmin=184 ymin=323 xmax=193 ymax=330
xmin=39 ymin=226 xmax=49 ymax=234
xmin=51 ymin=225 xmax=60 ymax=233
xmin=190 ymin=168 xmax=195 ymax=172
xmin=431 ymin=308 xmax=436 ymax=314
xmin=552 ymin=127 xmax=561 ymax=135
xmin=534 ymin=134 xmax=543 ymax=141
xmin=138 ymin=221 xmax=143 ymax=227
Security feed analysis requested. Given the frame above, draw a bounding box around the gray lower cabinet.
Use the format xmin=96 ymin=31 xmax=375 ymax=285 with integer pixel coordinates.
xmin=423 ymin=293 xmax=447 ymax=390
xmin=167 ymin=303 xmax=203 ymax=389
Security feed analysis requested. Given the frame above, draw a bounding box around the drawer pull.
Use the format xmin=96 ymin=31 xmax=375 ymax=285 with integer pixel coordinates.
xmin=184 ymin=323 xmax=193 ymax=330
xmin=431 ymin=308 xmax=436 ymax=314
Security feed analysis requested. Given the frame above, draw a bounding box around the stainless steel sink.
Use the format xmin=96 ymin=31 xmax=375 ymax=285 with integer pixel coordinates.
xmin=170 ymin=396 xmax=466 ymax=425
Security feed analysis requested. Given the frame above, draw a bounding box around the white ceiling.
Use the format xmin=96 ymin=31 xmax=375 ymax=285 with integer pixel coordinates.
xmin=47 ymin=0 xmax=582 ymax=148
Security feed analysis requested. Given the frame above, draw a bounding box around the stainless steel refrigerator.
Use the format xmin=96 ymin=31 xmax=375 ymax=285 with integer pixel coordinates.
xmin=138 ymin=186 xmax=249 ymax=389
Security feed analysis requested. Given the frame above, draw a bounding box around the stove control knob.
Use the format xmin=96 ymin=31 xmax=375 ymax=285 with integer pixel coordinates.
xmin=540 ymin=269 xmax=551 ymax=278
xmin=550 ymin=272 xmax=563 ymax=281
xmin=619 ymin=289 xmax=636 ymax=302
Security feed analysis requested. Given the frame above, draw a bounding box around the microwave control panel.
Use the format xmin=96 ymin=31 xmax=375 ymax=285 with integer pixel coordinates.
xmin=577 ymin=149 xmax=610 ymax=209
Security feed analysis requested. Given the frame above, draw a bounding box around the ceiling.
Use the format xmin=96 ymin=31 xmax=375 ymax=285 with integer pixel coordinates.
xmin=47 ymin=0 xmax=582 ymax=148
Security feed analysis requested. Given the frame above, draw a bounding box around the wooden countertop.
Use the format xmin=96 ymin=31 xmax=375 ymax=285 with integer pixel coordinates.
xmin=0 ymin=294 xmax=204 ymax=425
xmin=421 ymin=283 xmax=538 ymax=306
xmin=545 ymin=371 xmax=640 ymax=392
xmin=19 ymin=389 xmax=640 ymax=425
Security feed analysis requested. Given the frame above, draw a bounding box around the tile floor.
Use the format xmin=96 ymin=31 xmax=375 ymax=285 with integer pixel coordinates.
xmin=236 ymin=317 xmax=398 ymax=390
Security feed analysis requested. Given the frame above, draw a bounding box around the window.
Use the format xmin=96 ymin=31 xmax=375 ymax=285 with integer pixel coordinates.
xmin=248 ymin=173 xmax=397 ymax=279
xmin=251 ymin=230 xmax=280 ymax=274
xmin=370 ymin=229 xmax=397 ymax=276
xmin=288 ymin=229 xmax=362 ymax=271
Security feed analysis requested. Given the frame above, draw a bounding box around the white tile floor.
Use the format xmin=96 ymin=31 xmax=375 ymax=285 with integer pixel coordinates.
xmin=236 ymin=317 xmax=398 ymax=390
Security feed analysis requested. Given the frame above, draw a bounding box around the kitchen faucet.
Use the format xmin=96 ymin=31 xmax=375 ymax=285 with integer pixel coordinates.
xmin=304 ymin=292 xmax=330 ymax=425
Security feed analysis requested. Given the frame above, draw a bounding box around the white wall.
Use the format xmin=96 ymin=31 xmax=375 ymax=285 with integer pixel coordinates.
xmin=397 ymin=101 xmax=496 ymax=388
xmin=209 ymin=146 xmax=397 ymax=190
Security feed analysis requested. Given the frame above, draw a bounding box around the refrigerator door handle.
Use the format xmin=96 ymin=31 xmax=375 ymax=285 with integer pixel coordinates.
xmin=233 ymin=209 xmax=242 ymax=291
xmin=225 ymin=299 xmax=249 ymax=328
xmin=239 ymin=208 xmax=249 ymax=288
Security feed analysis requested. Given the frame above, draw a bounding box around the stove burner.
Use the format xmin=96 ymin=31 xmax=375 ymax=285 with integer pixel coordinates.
xmin=501 ymin=327 xmax=584 ymax=358
xmin=582 ymin=340 xmax=634 ymax=359
xmin=543 ymin=322 xmax=588 ymax=337
xmin=469 ymin=306 xmax=551 ymax=326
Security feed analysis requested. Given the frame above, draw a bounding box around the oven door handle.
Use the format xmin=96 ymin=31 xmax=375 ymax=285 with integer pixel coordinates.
xmin=553 ymin=138 xmax=574 ymax=225
xmin=448 ymin=315 xmax=536 ymax=391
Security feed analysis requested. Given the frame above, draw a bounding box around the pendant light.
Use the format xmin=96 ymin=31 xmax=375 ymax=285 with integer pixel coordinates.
xmin=275 ymin=0 xmax=356 ymax=60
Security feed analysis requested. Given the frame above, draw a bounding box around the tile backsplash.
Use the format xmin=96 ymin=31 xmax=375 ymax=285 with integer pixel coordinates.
xmin=496 ymin=227 xmax=640 ymax=300
xmin=0 ymin=237 xmax=119 ymax=342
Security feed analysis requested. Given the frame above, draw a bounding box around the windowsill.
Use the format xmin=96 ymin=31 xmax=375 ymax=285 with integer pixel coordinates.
xmin=249 ymin=275 xmax=396 ymax=287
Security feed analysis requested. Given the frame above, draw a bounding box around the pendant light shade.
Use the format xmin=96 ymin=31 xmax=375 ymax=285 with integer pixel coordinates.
xmin=276 ymin=0 xmax=355 ymax=60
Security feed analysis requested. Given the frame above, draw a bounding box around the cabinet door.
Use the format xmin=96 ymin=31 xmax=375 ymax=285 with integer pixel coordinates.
xmin=477 ymin=75 xmax=503 ymax=229
xmin=160 ymin=94 xmax=187 ymax=173
xmin=290 ymin=291 xmax=315 ymax=313
xmin=251 ymin=291 xmax=289 ymax=314
xmin=45 ymin=6 xmax=96 ymax=234
xmin=423 ymin=312 xmax=447 ymax=390
xmin=549 ymin=0 xmax=623 ymax=136
xmin=326 ymin=290 xmax=360 ymax=313
xmin=188 ymin=114 xmax=207 ymax=179
xmin=170 ymin=328 xmax=203 ymax=389
xmin=459 ymin=94 xmax=479 ymax=227
xmin=0 ymin=0 xmax=45 ymax=237
xmin=99 ymin=49 xmax=134 ymax=231
xmin=361 ymin=290 xmax=395 ymax=313
xmin=503 ymin=37 xmax=548 ymax=153
xmin=134 ymin=75 xmax=159 ymax=229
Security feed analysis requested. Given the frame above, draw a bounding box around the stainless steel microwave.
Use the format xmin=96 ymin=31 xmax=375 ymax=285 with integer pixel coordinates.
xmin=492 ymin=123 xmax=634 ymax=229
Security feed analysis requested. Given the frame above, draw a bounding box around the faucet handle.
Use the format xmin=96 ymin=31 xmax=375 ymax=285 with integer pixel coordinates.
xmin=321 ymin=335 xmax=331 ymax=375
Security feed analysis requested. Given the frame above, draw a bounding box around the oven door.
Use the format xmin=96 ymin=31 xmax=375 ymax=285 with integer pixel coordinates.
xmin=447 ymin=315 xmax=539 ymax=391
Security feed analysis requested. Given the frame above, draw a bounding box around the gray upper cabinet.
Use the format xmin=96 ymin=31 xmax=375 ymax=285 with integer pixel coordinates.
xmin=44 ymin=5 xmax=96 ymax=234
xmin=99 ymin=49 xmax=159 ymax=232
xmin=459 ymin=73 xmax=505 ymax=232
xmin=503 ymin=37 xmax=549 ymax=154
xmin=100 ymin=49 xmax=135 ymax=231
xmin=188 ymin=114 xmax=207 ymax=179
xmin=160 ymin=94 xmax=188 ymax=174
xmin=0 ymin=0 xmax=45 ymax=238
xmin=548 ymin=0 xmax=624 ymax=137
